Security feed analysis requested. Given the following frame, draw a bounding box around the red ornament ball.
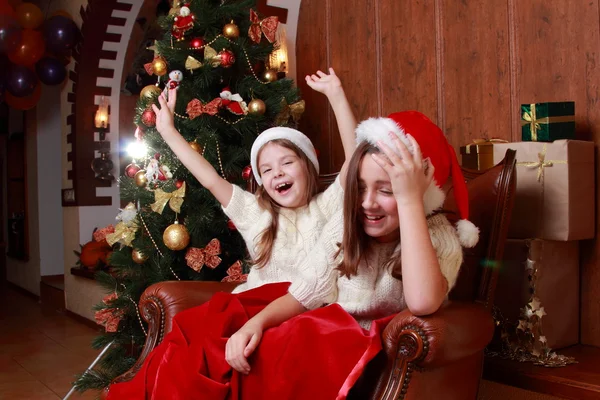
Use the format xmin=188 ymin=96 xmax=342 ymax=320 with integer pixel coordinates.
xmin=218 ymin=49 xmax=235 ymax=68
xmin=175 ymin=180 xmax=184 ymax=188
xmin=141 ymin=109 xmax=156 ymax=127
xmin=125 ymin=163 xmax=141 ymax=178
xmin=227 ymin=220 xmax=237 ymax=231
xmin=242 ymin=165 xmax=252 ymax=181
xmin=154 ymin=152 xmax=161 ymax=160
xmin=190 ymin=37 xmax=204 ymax=49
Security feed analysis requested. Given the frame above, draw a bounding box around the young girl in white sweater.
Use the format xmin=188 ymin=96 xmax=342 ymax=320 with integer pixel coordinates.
xmin=151 ymin=68 xmax=356 ymax=292
xmin=225 ymin=111 xmax=479 ymax=400
xmin=104 ymin=70 xmax=357 ymax=400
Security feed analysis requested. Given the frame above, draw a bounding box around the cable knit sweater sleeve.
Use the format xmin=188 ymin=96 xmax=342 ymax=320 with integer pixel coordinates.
xmin=427 ymin=214 xmax=464 ymax=292
xmin=287 ymin=209 xmax=344 ymax=310
xmin=221 ymin=184 xmax=265 ymax=235
xmin=314 ymin=176 xmax=344 ymax=219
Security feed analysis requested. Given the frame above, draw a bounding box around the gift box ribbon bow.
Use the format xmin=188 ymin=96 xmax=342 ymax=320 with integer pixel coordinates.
xmin=464 ymin=138 xmax=508 ymax=154
xmin=521 ymin=104 xmax=575 ymax=141
xmin=516 ymin=143 xmax=567 ymax=182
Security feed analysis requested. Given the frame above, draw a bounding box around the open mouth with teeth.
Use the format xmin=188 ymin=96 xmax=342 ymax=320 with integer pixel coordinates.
xmin=275 ymin=182 xmax=293 ymax=194
xmin=363 ymin=214 xmax=384 ymax=223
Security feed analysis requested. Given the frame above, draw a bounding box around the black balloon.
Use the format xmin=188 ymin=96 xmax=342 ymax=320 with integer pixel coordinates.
xmin=0 ymin=15 xmax=22 ymax=54
xmin=43 ymin=16 xmax=79 ymax=55
xmin=35 ymin=57 xmax=66 ymax=85
xmin=7 ymin=65 xmax=37 ymax=97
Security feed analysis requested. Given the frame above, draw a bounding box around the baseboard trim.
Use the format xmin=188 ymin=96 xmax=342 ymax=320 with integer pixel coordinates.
xmin=64 ymin=309 xmax=103 ymax=332
xmin=7 ymin=281 xmax=39 ymax=301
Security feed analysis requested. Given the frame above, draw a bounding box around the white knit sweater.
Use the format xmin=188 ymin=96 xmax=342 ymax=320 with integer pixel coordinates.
xmin=289 ymin=213 xmax=464 ymax=329
xmin=222 ymin=178 xmax=343 ymax=294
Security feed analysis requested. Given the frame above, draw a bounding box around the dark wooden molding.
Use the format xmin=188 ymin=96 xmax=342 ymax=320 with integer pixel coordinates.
xmin=70 ymin=266 xmax=97 ymax=280
xmin=484 ymin=346 xmax=600 ymax=399
xmin=64 ymin=0 xmax=133 ymax=207
xmin=7 ymin=281 xmax=39 ymax=301
xmin=256 ymin=0 xmax=288 ymax=24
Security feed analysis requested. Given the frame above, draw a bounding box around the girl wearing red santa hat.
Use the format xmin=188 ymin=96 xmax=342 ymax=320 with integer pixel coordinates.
xmin=223 ymin=110 xmax=478 ymax=399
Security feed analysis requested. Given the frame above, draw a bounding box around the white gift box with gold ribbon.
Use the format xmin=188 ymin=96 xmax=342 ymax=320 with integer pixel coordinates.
xmin=493 ymin=140 xmax=595 ymax=241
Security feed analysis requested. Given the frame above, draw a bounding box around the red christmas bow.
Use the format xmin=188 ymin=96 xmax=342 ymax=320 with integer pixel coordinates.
xmin=221 ymin=260 xmax=248 ymax=283
xmin=144 ymin=56 xmax=167 ymax=76
xmin=186 ymin=238 xmax=222 ymax=272
xmin=248 ymin=9 xmax=278 ymax=44
xmin=186 ymin=98 xmax=222 ymax=119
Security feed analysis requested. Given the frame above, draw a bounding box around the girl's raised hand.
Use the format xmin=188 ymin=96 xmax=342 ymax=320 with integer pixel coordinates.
xmin=305 ymin=68 xmax=343 ymax=98
xmin=151 ymin=88 xmax=177 ymax=136
xmin=371 ymin=133 xmax=434 ymax=206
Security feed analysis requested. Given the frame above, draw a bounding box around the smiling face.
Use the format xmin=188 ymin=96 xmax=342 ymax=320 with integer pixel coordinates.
xmin=257 ymin=142 xmax=310 ymax=209
xmin=357 ymin=153 xmax=400 ymax=243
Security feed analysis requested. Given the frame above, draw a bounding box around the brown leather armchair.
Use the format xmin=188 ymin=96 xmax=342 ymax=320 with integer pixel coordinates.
xmin=111 ymin=150 xmax=517 ymax=400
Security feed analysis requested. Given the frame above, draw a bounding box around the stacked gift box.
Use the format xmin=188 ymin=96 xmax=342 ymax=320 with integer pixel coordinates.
xmin=460 ymin=102 xmax=594 ymax=361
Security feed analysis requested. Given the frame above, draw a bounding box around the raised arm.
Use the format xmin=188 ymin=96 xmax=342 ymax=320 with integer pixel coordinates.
xmin=152 ymin=89 xmax=233 ymax=207
xmin=372 ymin=134 xmax=448 ymax=316
xmin=306 ymin=68 xmax=357 ymax=185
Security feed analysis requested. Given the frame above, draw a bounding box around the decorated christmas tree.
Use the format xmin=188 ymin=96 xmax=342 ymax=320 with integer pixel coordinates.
xmin=75 ymin=0 xmax=304 ymax=391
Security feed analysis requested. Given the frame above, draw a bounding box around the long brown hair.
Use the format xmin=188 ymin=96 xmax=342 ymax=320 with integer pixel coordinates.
xmin=337 ymin=141 xmax=402 ymax=278
xmin=253 ymin=139 xmax=319 ymax=268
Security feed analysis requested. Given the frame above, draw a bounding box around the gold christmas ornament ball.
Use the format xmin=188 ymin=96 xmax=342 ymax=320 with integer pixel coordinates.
xmin=152 ymin=57 xmax=168 ymax=76
xmin=140 ymin=85 xmax=162 ymax=100
xmin=189 ymin=141 xmax=203 ymax=153
xmin=134 ymin=170 xmax=148 ymax=187
xmin=248 ymin=99 xmax=266 ymax=116
xmin=263 ymin=69 xmax=278 ymax=83
xmin=223 ymin=22 xmax=239 ymax=39
xmin=163 ymin=222 xmax=190 ymax=251
xmin=132 ymin=248 xmax=149 ymax=264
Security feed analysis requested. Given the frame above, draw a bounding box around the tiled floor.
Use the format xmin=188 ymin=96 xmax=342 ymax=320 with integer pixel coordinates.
xmin=0 ymin=286 xmax=102 ymax=400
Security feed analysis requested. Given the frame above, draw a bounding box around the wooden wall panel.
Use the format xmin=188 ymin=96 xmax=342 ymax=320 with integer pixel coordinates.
xmin=441 ymin=1 xmax=511 ymax=149
xmin=379 ymin=0 xmax=438 ymax=120
xmin=297 ymin=0 xmax=331 ymax=172
xmin=328 ymin=0 xmax=378 ymax=170
xmin=297 ymin=0 xmax=600 ymax=346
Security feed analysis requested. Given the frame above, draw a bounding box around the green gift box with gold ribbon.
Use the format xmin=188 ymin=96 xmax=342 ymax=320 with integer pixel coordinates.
xmin=521 ymin=102 xmax=575 ymax=142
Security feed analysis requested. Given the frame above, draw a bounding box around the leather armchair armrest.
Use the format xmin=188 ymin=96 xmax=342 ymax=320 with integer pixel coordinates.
xmin=140 ymin=281 xmax=239 ymax=334
xmin=373 ymin=302 xmax=494 ymax=400
xmin=382 ymin=301 xmax=494 ymax=368
xmin=112 ymin=280 xmax=238 ymax=385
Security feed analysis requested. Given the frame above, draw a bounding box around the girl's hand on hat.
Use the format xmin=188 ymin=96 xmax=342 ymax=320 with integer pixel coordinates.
xmin=151 ymin=88 xmax=177 ymax=137
xmin=305 ymin=68 xmax=344 ymax=99
xmin=371 ymin=133 xmax=434 ymax=206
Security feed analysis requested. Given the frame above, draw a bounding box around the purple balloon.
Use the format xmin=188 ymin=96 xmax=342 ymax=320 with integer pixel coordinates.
xmin=43 ymin=16 xmax=79 ymax=55
xmin=0 ymin=15 xmax=22 ymax=55
xmin=35 ymin=57 xmax=66 ymax=85
xmin=7 ymin=65 xmax=37 ymax=97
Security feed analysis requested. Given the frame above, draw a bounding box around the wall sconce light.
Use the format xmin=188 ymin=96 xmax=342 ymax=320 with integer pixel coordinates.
xmin=91 ymin=97 xmax=114 ymax=181
xmin=269 ymin=25 xmax=288 ymax=78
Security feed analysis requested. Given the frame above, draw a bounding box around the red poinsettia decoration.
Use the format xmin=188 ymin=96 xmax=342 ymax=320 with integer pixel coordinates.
xmin=94 ymin=293 xmax=123 ymax=333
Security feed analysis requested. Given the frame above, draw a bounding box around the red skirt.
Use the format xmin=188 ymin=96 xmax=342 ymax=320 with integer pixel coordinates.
xmin=106 ymin=283 xmax=391 ymax=400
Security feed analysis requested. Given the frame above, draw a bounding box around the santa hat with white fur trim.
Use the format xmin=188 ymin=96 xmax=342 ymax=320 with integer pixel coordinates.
xmin=250 ymin=127 xmax=319 ymax=186
xmin=355 ymin=111 xmax=479 ymax=248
